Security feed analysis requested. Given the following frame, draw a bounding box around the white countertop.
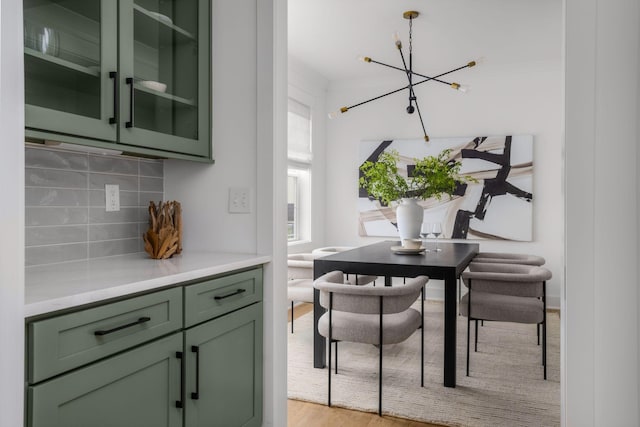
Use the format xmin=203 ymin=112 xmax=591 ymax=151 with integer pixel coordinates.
xmin=25 ymin=251 xmax=271 ymax=318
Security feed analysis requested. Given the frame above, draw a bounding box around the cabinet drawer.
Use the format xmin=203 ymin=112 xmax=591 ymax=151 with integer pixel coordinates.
xmin=28 ymin=287 xmax=182 ymax=384
xmin=184 ymin=268 xmax=263 ymax=327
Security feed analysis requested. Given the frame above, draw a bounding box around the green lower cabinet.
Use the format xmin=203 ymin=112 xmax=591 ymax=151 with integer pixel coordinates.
xmin=29 ymin=333 xmax=183 ymax=427
xmin=185 ymin=302 xmax=263 ymax=427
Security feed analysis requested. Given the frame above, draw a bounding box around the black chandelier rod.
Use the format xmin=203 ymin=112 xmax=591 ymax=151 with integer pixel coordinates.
xmin=396 ymin=37 xmax=429 ymax=141
xmin=366 ymin=57 xmax=463 ymax=87
xmin=341 ymin=60 xmax=476 ymax=112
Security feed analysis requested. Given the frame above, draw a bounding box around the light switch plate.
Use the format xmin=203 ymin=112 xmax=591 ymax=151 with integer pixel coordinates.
xmin=105 ymin=184 xmax=120 ymax=212
xmin=229 ymin=187 xmax=251 ymax=213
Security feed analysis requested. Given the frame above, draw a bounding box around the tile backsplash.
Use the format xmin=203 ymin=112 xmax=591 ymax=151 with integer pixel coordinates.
xmin=25 ymin=145 xmax=164 ymax=266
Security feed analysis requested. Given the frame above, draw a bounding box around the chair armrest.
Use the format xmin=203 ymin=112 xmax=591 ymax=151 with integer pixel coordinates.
xmin=314 ymin=273 xmax=428 ymax=314
xmin=465 ymin=263 xmax=552 ymax=281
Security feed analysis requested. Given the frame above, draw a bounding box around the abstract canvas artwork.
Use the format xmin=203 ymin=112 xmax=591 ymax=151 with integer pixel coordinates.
xmin=358 ymin=135 xmax=533 ymax=241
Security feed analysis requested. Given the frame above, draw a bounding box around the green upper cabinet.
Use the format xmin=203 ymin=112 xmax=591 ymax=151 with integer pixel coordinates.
xmin=118 ymin=0 xmax=210 ymax=157
xmin=24 ymin=0 xmax=211 ymax=161
xmin=24 ymin=0 xmax=118 ymax=142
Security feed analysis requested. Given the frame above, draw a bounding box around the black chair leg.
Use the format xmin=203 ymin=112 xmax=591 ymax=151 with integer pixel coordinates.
xmin=421 ymin=287 xmax=424 ymax=387
xmin=543 ymin=320 xmax=547 ymax=379
xmin=335 ymin=341 xmax=338 ymax=374
xmin=290 ymin=301 xmax=294 ymax=334
xmin=466 ymin=316 xmax=471 ymax=376
xmin=378 ymin=342 xmax=383 ymax=416
xmin=458 ymin=277 xmax=461 ymax=315
xmin=474 ymin=320 xmax=478 ymax=352
xmin=378 ymin=296 xmax=383 ymax=416
xmin=328 ymin=294 xmax=333 ymax=407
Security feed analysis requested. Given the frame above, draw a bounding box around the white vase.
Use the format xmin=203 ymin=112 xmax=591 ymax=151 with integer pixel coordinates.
xmin=396 ymin=198 xmax=423 ymax=240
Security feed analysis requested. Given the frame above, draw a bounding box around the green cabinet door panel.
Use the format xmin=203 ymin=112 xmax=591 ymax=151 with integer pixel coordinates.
xmin=29 ymin=333 xmax=183 ymax=427
xmin=24 ymin=0 xmax=118 ymax=142
xmin=185 ymin=302 xmax=263 ymax=427
xmin=117 ymin=0 xmax=211 ymax=158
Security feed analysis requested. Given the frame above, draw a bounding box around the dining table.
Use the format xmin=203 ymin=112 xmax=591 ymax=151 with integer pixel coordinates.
xmin=312 ymin=240 xmax=479 ymax=388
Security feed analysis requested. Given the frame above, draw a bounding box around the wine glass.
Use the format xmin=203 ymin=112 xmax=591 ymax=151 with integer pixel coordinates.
xmin=420 ymin=223 xmax=431 ymax=251
xmin=432 ymin=222 xmax=443 ymax=252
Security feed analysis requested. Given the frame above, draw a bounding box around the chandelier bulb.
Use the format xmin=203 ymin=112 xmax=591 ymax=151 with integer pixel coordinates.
xmin=328 ymin=107 xmax=349 ymax=119
xmin=424 ymin=135 xmax=430 ymax=143
xmin=392 ymin=31 xmax=402 ymax=49
xmin=357 ymin=55 xmax=372 ymax=63
xmin=406 ymin=105 xmax=415 ymax=114
xmin=451 ymin=83 xmax=470 ymax=93
xmin=469 ymin=57 xmax=485 ymax=67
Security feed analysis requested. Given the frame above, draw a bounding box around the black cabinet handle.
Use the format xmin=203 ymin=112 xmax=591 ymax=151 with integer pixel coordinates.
xmin=175 ymin=351 xmax=184 ymax=408
xmin=109 ymin=71 xmax=118 ymax=124
xmin=213 ymin=289 xmax=246 ymax=300
xmin=191 ymin=345 xmax=200 ymax=400
xmin=94 ymin=316 xmax=150 ymax=336
xmin=125 ymin=77 xmax=134 ymax=128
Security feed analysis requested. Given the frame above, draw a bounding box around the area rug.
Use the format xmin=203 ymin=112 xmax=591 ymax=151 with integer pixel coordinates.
xmin=287 ymin=300 xmax=560 ymax=427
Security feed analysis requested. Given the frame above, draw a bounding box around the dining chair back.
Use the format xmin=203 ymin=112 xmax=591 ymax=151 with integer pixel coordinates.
xmin=460 ymin=262 xmax=552 ymax=379
xmin=314 ymin=270 xmax=428 ymax=415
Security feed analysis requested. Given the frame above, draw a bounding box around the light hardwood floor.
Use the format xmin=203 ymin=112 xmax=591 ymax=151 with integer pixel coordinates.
xmin=287 ymin=303 xmax=442 ymax=427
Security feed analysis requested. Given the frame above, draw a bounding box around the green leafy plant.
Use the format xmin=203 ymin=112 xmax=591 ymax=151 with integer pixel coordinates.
xmin=359 ymin=149 xmax=475 ymax=206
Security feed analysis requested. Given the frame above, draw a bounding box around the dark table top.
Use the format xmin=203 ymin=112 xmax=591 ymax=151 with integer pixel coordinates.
xmin=313 ymin=240 xmax=480 ymax=280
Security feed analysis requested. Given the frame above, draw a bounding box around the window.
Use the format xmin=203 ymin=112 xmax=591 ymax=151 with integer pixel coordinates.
xmin=287 ymin=97 xmax=312 ymax=242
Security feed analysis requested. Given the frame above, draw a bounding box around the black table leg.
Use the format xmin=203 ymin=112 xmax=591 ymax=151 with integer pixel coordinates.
xmin=313 ymin=287 xmax=326 ymax=368
xmin=443 ymin=270 xmax=457 ymax=387
xmin=384 ymin=276 xmax=392 ymax=286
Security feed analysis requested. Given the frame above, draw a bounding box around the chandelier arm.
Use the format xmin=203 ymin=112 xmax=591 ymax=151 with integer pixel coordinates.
xmin=344 ymin=84 xmax=412 ymax=110
xmin=396 ymin=45 xmax=418 ymax=105
xmin=368 ymin=58 xmax=455 ymax=86
xmin=397 ymin=46 xmax=428 ymax=141
xmin=343 ymin=68 xmax=463 ymax=112
xmin=412 ymin=98 xmax=430 ymax=142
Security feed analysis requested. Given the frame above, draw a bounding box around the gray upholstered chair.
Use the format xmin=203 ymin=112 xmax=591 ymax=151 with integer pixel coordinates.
xmin=287 ymin=252 xmax=377 ymax=333
xmin=458 ymin=252 xmax=546 ymax=310
xmin=312 ymin=246 xmax=378 ymax=286
xmin=287 ymin=254 xmax=314 ymax=333
xmin=460 ymin=262 xmax=552 ymax=379
xmin=314 ymin=270 xmax=428 ymax=416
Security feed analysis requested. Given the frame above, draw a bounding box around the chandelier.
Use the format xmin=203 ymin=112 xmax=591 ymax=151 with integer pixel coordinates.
xmin=329 ymin=11 xmax=477 ymax=142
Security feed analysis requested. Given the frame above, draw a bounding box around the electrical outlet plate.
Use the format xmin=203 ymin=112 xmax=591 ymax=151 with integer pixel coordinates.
xmin=105 ymin=184 xmax=120 ymax=212
xmin=229 ymin=187 xmax=251 ymax=213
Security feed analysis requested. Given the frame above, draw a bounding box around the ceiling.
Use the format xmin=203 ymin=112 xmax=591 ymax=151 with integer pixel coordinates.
xmin=288 ymin=0 xmax=562 ymax=82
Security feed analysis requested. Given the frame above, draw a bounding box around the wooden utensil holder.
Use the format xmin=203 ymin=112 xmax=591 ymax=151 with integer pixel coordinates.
xmin=143 ymin=200 xmax=182 ymax=259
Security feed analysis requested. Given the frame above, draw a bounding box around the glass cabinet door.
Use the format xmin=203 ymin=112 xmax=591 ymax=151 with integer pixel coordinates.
xmin=24 ymin=0 xmax=118 ymax=142
xmin=118 ymin=0 xmax=210 ymax=157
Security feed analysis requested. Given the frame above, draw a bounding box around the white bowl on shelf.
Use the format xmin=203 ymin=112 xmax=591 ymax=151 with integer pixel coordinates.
xmin=139 ymin=80 xmax=167 ymax=93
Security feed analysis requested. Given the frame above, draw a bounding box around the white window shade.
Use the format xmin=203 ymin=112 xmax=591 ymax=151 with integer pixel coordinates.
xmin=288 ymin=98 xmax=312 ymax=163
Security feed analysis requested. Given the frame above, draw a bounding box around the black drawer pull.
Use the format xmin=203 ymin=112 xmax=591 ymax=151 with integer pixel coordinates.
xmin=191 ymin=345 xmax=200 ymax=400
xmin=94 ymin=317 xmax=151 ymax=336
xmin=213 ymin=288 xmax=246 ymax=300
xmin=125 ymin=77 xmax=134 ymax=128
xmin=176 ymin=351 xmax=184 ymax=408
xmin=108 ymin=71 xmax=118 ymax=124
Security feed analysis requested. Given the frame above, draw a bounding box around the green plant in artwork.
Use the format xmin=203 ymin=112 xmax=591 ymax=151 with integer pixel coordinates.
xmin=359 ymin=149 xmax=475 ymax=206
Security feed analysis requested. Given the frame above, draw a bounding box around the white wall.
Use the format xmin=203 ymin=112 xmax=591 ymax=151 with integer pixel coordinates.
xmin=287 ymin=57 xmax=328 ymax=254
xmin=564 ymin=0 xmax=639 ymax=425
xmin=0 ymin=0 xmax=25 ymax=425
xmin=324 ymin=15 xmax=564 ymax=306
xmin=165 ymin=0 xmax=288 ymax=424
xmin=165 ymin=0 xmax=259 ymax=254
